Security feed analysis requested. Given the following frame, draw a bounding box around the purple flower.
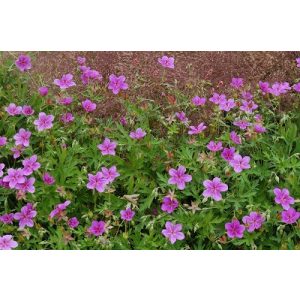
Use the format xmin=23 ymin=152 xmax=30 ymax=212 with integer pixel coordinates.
xmin=88 ymin=220 xmax=106 ymax=236
xmin=58 ymin=97 xmax=73 ymax=105
xmin=158 ymin=56 xmax=175 ymax=69
xmin=162 ymin=221 xmax=185 ymax=244
xmin=87 ymin=172 xmax=107 ymax=192
xmin=16 ymin=177 xmax=35 ymax=193
xmin=296 ymin=58 xmax=300 ymax=68
xmin=49 ymin=200 xmax=71 ymax=219
xmin=97 ymin=138 xmax=117 ymax=156
xmin=0 ymin=213 xmax=14 ymax=224
xmin=80 ymin=67 xmax=102 ymax=85
xmin=253 ymin=124 xmax=267 ymax=133
xmin=14 ymin=203 xmax=37 ymax=228
xmin=11 ymin=146 xmax=24 ymax=159
xmin=242 ymin=212 xmax=264 ymax=232
xmin=269 ymin=82 xmax=291 ymax=96
xmin=209 ymin=93 xmax=226 ymax=104
xmin=233 ymin=119 xmax=251 ymax=130
xmin=229 ymin=154 xmax=251 ymax=173
xmin=281 ymin=208 xmax=300 ymax=224
xmin=82 ymin=99 xmax=96 ymax=112
xmin=259 ymin=81 xmax=270 ymax=95
xmin=13 ymin=128 xmax=31 ymax=147
xmin=219 ymin=98 xmax=236 ymax=112
xmin=207 ymin=141 xmax=223 ymax=152
xmin=221 ymin=147 xmax=236 ymax=161
xmin=42 ymin=172 xmax=55 ymax=185
xmin=38 ymin=86 xmax=48 ymax=96
xmin=15 ymin=54 xmax=31 ymax=72
xmin=293 ymin=82 xmax=300 ymax=93
xmin=161 ymin=196 xmax=179 ymax=214
xmin=188 ymin=122 xmax=207 ymax=135
xmin=192 ymin=96 xmax=206 ymax=106
xmin=0 ymin=235 xmax=18 ymax=250
xmin=22 ymin=155 xmax=40 ymax=176
xmin=175 ymin=111 xmax=188 ymax=123
xmin=68 ymin=217 xmax=79 ymax=228
xmin=22 ymin=105 xmax=34 ymax=116
xmin=34 ymin=112 xmax=54 ymax=131
xmin=230 ymin=77 xmax=244 ymax=89
xmin=168 ymin=165 xmax=192 ymax=190
xmin=203 ymin=177 xmax=228 ymax=201
xmin=273 ymin=188 xmax=294 ymax=210
xmin=61 ymin=112 xmax=74 ymax=124
xmin=241 ymin=91 xmax=253 ymax=101
xmin=0 ymin=163 xmax=5 ymax=177
xmin=108 ymin=74 xmax=128 ymax=95
xmin=5 ymin=103 xmax=22 ymax=116
xmin=129 ymin=128 xmax=146 ymax=140
xmin=3 ymin=168 xmax=25 ymax=189
xmin=120 ymin=208 xmax=135 ymax=221
xmin=101 ymin=166 xmax=120 ymax=184
xmin=240 ymin=100 xmax=258 ymax=114
xmin=77 ymin=56 xmax=86 ymax=65
xmin=230 ymin=131 xmax=242 ymax=145
xmin=0 ymin=136 xmax=7 ymax=147
xmin=54 ymin=74 xmax=76 ymax=90
xmin=225 ymin=219 xmax=245 ymax=238
xmin=120 ymin=116 xmax=127 ymax=126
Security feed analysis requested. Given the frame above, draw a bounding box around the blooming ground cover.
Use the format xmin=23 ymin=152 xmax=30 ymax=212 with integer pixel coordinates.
xmin=0 ymin=53 xmax=299 ymax=250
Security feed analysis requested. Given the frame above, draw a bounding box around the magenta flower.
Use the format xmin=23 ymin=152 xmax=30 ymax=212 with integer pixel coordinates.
xmin=242 ymin=212 xmax=264 ymax=232
xmin=87 ymin=172 xmax=107 ymax=192
xmin=0 ymin=136 xmax=7 ymax=147
xmin=192 ymin=96 xmax=206 ymax=106
xmin=34 ymin=112 xmax=54 ymax=131
xmin=229 ymin=154 xmax=251 ymax=173
xmin=0 ymin=213 xmax=14 ymax=224
xmin=175 ymin=111 xmax=188 ymax=123
xmin=0 ymin=163 xmax=5 ymax=177
xmin=162 ymin=221 xmax=185 ymax=244
xmin=269 ymin=82 xmax=291 ymax=96
xmin=219 ymin=98 xmax=236 ymax=112
xmin=68 ymin=217 xmax=79 ymax=229
xmin=233 ymin=119 xmax=251 ymax=130
xmin=129 ymin=128 xmax=146 ymax=140
xmin=230 ymin=131 xmax=242 ymax=145
xmin=5 ymin=103 xmax=22 ymax=116
xmin=203 ymin=177 xmax=228 ymax=201
xmin=82 ymin=99 xmax=96 ymax=112
xmin=273 ymin=188 xmax=294 ymax=210
xmin=58 ymin=97 xmax=73 ymax=105
xmin=253 ymin=124 xmax=267 ymax=133
xmin=230 ymin=77 xmax=244 ymax=89
xmin=241 ymin=91 xmax=253 ymax=101
xmin=22 ymin=105 xmax=34 ymax=116
xmin=101 ymin=166 xmax=120 ymax=184
xmin=0 ymin=235 xmax=18 ymax=250
xmin=77 ymin=56 xmax=86 ymax=65
xmin=225 ymin=219 xmax=245 ymax=238
xmin=161 ymin=196 xmax=179 ymax=214
xmin=80 ymin=67 xmax=102 ymax=85
xmin=13 ymin=128 xmax=31 ymax=147
xmin=296 ymin=58 xmax=300 ymax=68
xmin=38 ymin=86 xmax=48 ymax=96
xmin=97 ymin=138 xmax=117 ymax=156
xmin=11 ymin=146 xmax=24 ymax=159
xmin=240 ymin=100 xmax=258 ymax=114
xmin=293 ymin=82 xmax=300 ymax=93
xmin=14 ymin=203 xmax=37 ymax=228
xmin=88 ymin=220 xmax=106 ymax=236
xmin=108 ymin=74 xmax=128 ymax=95
xmin=281 ymin=208 xmax=300 ymax=224
xmin=49 ymin=200 xmax=71 ymax=219
xmin=259 ymin=81 xmax=270 ymax=95
xmin=22 ymin=155 xmax=40 ymax=176
xmin=221 ymin=147 xmax=236 ymax=161
xmin=120 ymin=116 xmax=127 ymax=126
xmin=168 ymin=165 xmax=192 ymax=190
xmin=120 ymin=208 xmax=135 ymax=221
xmin=15 ymin=54 xmax=31 ymax=72
xmin=61 ymin=112 xmax=74 ymax=124
xmin=42 ymin=172 xmax=55 ymax=185
xmin=16 ymin=177 xmax=35 ymax=193
xmin=158 ymin=55 xmax=175 ymax=69
xmin=207 ymin=141 xmax=223 ymax=152
xmin=209 ymin=93 xmax=226 ymax=104
xmin=3 ymin=168 xmax=25 ymax=189
xmin=254 ymin=114 xmax=263 ymax=122
xmin=54 ymin=73 xmax=76 ymax=90
xmin=188 ymin=122 xmax=207 ymax=135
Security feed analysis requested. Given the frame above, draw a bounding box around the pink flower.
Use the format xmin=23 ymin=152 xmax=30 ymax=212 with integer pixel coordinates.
xmin=13 ymin=128 xmax=31 ymax=147
xmin=87 ymin=172 xmax=107 ymax=192
xmin=101 ymin=166 xmax=120 ymax=184
xmin=0 ymin=213 xmax=14 ymax=224
xmin=97 ymin=138 xmax=117 ymax=156
xmin=230 ymin=77 xmax=244 ymax=89
xmin=168 ymin=165 xmax=192 ymax=190
xmin=120 ymin=208 xmax=135 ymax=221
xmin=175 ymin=111 xmax=188 ymax=123
xmin=192 ymin=96 xmax=206 ymax=106
xmin=269 ymin=82 xmax=291 ymax=96
xmin=61 ymin=112 xmax=74 ymax=123
xmin=259 ymin=81 xmax=270 ymax=95
xmin=0 ymin=136 xmax=7 ymax=147
xmin=221 ymin=147 xmax=236 ymax=161
xmin=161 ymin=196 xmax=179 ymax=214
xmin=15 ymin=54 xmax=31 ymax=72
xmin=0 ymin=235 xmax=18 ymax=250
xmin=54 ymin=74 xmax=76 ymax=90
xmin=273 ymin=188 xmax=294 ymax=210
xmin=225 ymin=219 xmax=245 ymax=238
xmin=14 ymin=203 xmax=37 ymax=228
xmin=16 ymin=177 xmax=35 ymax=193
xmin=207 ymin=141 xmax=223 ymax=152
xmin=77 ymin=56 xmax=86 ymax=65
xmin=22 ymin=105 xmax=34 ymax=116
xmin=158 ymin=56 xmax=175 ymax=69
xmin=230 ymin=131 xmax=242 ymax=145
xmin=108 ymin=74 xmax=128 ymax=94
xmin=82 ymin=99 xmax=96 ymax=112
xmin=293 ymin=82 xmax=300 ymax=93
xmin=49 ymin=200 xmax=71 ymax=219
xmin=281 ymin=208 xmax=300 ymax=224
xmin=42 ymin=172 xmax=55 ymax=185
xmin=22 ymin=155 xmax=40 ymax=175
xmin=188 ymin=122 xmax=207 ymax=135
xmin=233 ymin=119 xmax=251 ymax=130
xmin=88 ymin=220 xmax=106 ymax=236
xmin=130 ymin=128 xmax=146 ymax=140
xmin=162 ymin=221 xmax=185 ymax=244
xmin=3 ymin=168 xmax=25 ymax=189
xmin=219 ymin=98 xmax=236 ymax=112
xmin=34 ymin=112 xmax=54 ymax=131
xmin=120 ymin=116 xmax=127 ymax=126
xmin=38 ymin=86 xmax=48 ymax=96
xmin=203 ymin=177 xmax=228 ymax=201
xmin=241 ymin=91 xmax=253 ymax=101
xmin=58 ymin=97 xmax=73 ymax=105
xmin=5 ymin=103 xmax=22 ymax=116
xmin=253 ymin=124 xmax=266 ymax=133
xmin=80 ymin=67 xmax=102 ymax=85
xmin=229 ymin=154 xmax=251 ymax=173
xmin=296 ymin=58 xmax=300 ymax=68
xmin=240 ymin=100 xmax=258 ymax=114
xmin=209 ymin=93 xmax=226 ymax=104
xmin=11 ymin=146 xmax=24 ymax=159
xmin=254 ymin=114 xmax=263 ymax=122
xmin=68 ymin=217 xmax=79 ymax=228
xmin=0 ymin=163 xmax=5 ymax=177
xmin=242 ymin=212 xmax=264 ymax=232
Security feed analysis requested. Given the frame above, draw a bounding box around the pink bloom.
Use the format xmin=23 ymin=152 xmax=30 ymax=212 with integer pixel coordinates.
xmin=0 ymin=136 xmax=7 ymax=147
xmin=229 ymin=154 xmax=251 ymax=173
xmin=158 ymin=56 xmax=175 ymax=69
xmin=34 ymin=112 xmax=54 ymax=131
xmin=207 ymin=141 xmax=223 ymax=152
xmin=82 ymin=99 xmax=96 ymax=112
xmin=175 ymin=111 xmax=188 ymax=123
xmin=233 ymin=119 xmax=251 ymax=130
xmin=162 ymin=221 xmax=185 ymax=244
xmin=242 ymin=212 xmax=264 ymax=232
xmin=38 ymin=86 xmax=48 ymax=96
xmin=241 ymin=91 xmax=253 ymax=101
xmin=273 ymin=188 xmax=294 ymax=210
xmin=3 ymin=168 xmax=25 ymax=189
xmin=87 ymin=172 xmax=107 ymax=192
xmin=192 ymin=96 xmax=206 ymax=106
xmin=230 ymin=77 xmax=244 ymax=89
xmin=269 ymin=82 xmax=291 ymax=96
xmin=120 ymin=116 xmax=127 ymax=126
xmin=230 ymin=131 xmax=242 ymax=145
xmin=14 ymin=203 xmax=37 ymax=228
xmin=77 ymin=56 xmax=86 ymax=65
xmin=188 ymin=122 xmax=207 ymax=135
xmin=254 ymin=114 xmax=263 ymax=122
xmin=11 ymin=146 xmax=24 ymax=159
xmin=293 ymin=82 xmax=300 ymax=93
xmin=16 ymin=177 xmax=35 ymax=193
xmin=0 ymin=213 xmax=14 ymax=224
xmin=80 ymin=67 xmax=102 ymax=85
xmin=13 ymin=128 xmax=31 ymax=147
xmin=120 ymin=208 xmax=135 ymax=221
xmin=281 ymin=208 xmax=300 ymax=224
xmin=253 ymin=124 xmax=266 ymax=133
xmin=15 ymin=54 xmax=31 ymax=72
xmin=54 ymin=73 xmax=76 ymax=90
xmin=161 ymin=196 xmax=179 ymax=214
xmin=42 ymin=172 xmax=55 ymax=185
xmin=225 ymin=219 xmax=245 ymax=238
xmin=5 ymin=103 xmax=22 ymax=116
xmin=68 ymin=217 xmax=79 ymax=228
xmin=61 ymin=112 xmax=74 ymax=123
xmin=203 ymin=177 xmax=228 ymax=201
xmin=296 ymin=58 xmax=300 ymax=68
xmin=0 ymin=179 xmax=9 ymax=189
xmin=0 ymin=163 xmax=5 ymax=177
xmin=219 ymin=98 xmax=236 ymax=112
xmin=221 ymin=147 xmax=236 ymax=161
xmin=22 ymin=105 xmax=34 ymax=116
xmin=240 ymin=100 xmax=258 ymax=114
xmin=168 ymin=165 xmax=192 ymax=190
xmin=101 ymin=166 xmax=120 ymax=184
xmin=0 ymin=235 xmax=18 ymax=250
xmin=209 ymin=93 xmax=226 ymax=104
xmin=259 ymin=81 xmax=270 ymax=95
xmin=49 ymin=200 xmax=71 ymax=219
xmin=22 ymin=155 xmax=41 ymax=175
xmin=98 ymin=138 xmax=117 ymax=156
xmin=108 ymin=74 xmax=128 ymax=95
xmin=130 ymin=128 xmax=146 ymax=140
xmin=88 ymin=220 xmax=106 ymax=236
xmin=58 ymin=97 xmax=73 ymax=105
